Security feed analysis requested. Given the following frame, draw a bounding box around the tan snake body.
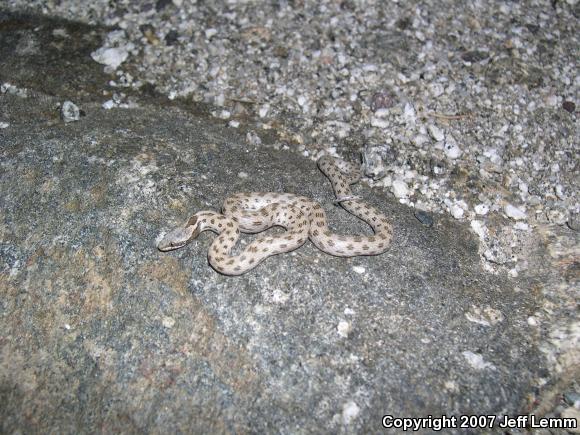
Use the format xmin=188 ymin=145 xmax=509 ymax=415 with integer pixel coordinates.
xmin=158 ymin=156 xmax=392 ymax=275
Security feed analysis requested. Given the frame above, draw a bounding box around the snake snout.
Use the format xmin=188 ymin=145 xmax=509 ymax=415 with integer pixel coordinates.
xmin=157 ymin=225 xmax=196 ymax=251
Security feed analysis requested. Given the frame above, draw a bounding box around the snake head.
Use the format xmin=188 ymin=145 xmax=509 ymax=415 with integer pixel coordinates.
xmin=157 ymin=215 xmax=201 ymax=252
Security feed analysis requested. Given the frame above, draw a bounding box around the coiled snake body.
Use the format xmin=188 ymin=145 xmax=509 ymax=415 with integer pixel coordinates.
xmin=158 ymin=156 xmax=392 ymax=275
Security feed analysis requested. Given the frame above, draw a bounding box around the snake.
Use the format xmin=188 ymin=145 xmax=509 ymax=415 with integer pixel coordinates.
xmin=157 ymin=156 xmax=392 ymax=275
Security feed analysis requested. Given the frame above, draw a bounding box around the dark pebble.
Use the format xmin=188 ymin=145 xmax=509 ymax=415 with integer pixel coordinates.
xmin=562 ymin=101 xmax=576 ymax=113
xmin=165 ymin=30 xmax=179 ymax=46
xmin=155 ymin=0 xmax=172 ymax=11
xmin=370 ymin=90 xmax=397 ymax=112
xmin=414 ymin=210 xmax=434 ymax=227
xmin=563 ymin=391 xmax=580 ymax=405
xmin=461 ymin=50 xmax=489 ymax=63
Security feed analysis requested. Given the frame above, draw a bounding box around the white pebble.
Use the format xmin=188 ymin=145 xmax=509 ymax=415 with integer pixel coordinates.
xmin=513 ymin=222 xmax=529 ymax=231
xmin=403 ymin=103 xmax=416 ymax=124
xmin=205 ymin=28 xmax=217 ymax=39
xmin=428 ymin=125 xmax=445 ymax=141
xmin=391 ymin=179 xmax=409 ymax=198
xmin=246 ymin=131 xmax=262 ymax=146
xmin=0 ymin=122 xmax=9 ymax=128
xmin=91 ymin=46 xmax=129 ymax=69
xmin=504 ymin=204 xmax=527 ymax=220
xmin=450 ymin=204 xmax=465 ymax=219
xmin=527 ymin=316 xmax=538 ymax=326
xmin=61 ymin=100 xmax=80 ymax=123
xmin=370 ymin=116 xmax=389 ymax=128
xmin=228 ymin=120 xmax=240 ymax=128
xmin=470 ymin=220 xmax=486 ymax=239
xmin=352 ymin=266 xmax=366 ymax=274
xmin=429 ymin=83 xmax=444 ymax=97
xmin=412 ymin=134 xmax=429 ymax=147
xmin=444 ymin=141 xmax=462 ymax=159
xmin=258 ymin=105 xmax=270 ymax=118
xmin=237 ymin=172 xmax=248 ymax=179
xmin=162 ymin=317 xmax=175 ymax=328
xmin=337 ymin=320 xmax=351 ymax=338
xmin=102 ymin=100 xmax=116 ymax=110
xmin=462 ymin=351 xmax=496 ymax=370
xmin=474 ymin=204 xmax=489 ymax=215
xmin=341 ymin=401 xmax=360 ymax=425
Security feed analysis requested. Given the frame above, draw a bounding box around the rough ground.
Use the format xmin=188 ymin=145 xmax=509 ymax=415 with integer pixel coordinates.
xmin=0 ymin=5 xmax=579 ymax=435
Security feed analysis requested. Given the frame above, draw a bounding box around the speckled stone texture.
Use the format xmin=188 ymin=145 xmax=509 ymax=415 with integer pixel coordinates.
xmin=0 ymin=9 xmax=578 ymax=435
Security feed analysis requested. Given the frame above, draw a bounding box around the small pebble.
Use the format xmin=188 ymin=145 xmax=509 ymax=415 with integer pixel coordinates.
xmin=562 ymin=101 xmax=576 ymax=113
xmin=246 ymin=131 xmax=262 ymax=146
xmin=91 ymin=46 xmax=129 ymax=69
xmin=470 ymin=220 xmax=486 ymax=239
xmin=444 ymin=141 xmax=462 ymax=159
xmin=341 ymin=401 xmax=360 ymax=425
xmin=337 ymin=320 xmax=351 ymax=338
xmin=61 ymin=100 xmax=80 ymax=123
xmin=462 ymin=351 xmax=496 ymax=370
xmin=162 ymin=316 xmax=175 ymax=328
xmin=474 ymin=204 xmax=489 ymax=215
xmin=102 ymin=100 xmax=116 ymax=110
xmin=504 ymin=204 xmax=527 ymax=220
xmin=427 ymin=124 xmax=445 ymax=141
xmin=0 ymin=121 xmax=9 ymax=128
xmin=237 ymin=172 xmax=248 ymax=178
xmin=370 ymin=90 xmax=396 ymax=111
xmin=352 ymin=266 xmax=366 ymax=274
xmin=450 ymin=204 xmax=465 ymax=219
xmin=370 ymin=116 xmax=389 ymax=128
xmin=513 ymin=222 xmax=529 ymax=231
xmin=563 ymin=392 xmax=580 ymax=406
xmin=414 ymin=210 xmax=434 ymax=227
xmin=391 ymin=179 xmax=409 ymax=198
